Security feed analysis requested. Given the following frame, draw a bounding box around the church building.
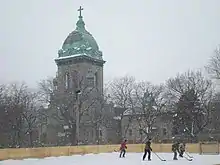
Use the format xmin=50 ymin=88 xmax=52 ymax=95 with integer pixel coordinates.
xmin=46 ymin=6 xmax=107 ymax=145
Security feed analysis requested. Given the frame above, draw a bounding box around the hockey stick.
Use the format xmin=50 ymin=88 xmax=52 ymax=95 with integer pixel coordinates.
xmin=114 ymin=149 xmax=119 ymax=152
xmin=184 ymin=145 xmax=193 ymax=158
xmin=142 ymin=135 xmax=156 ymax=143
xmin=153 ymin=152 xmax=166 ymax=161
xmin=185 ymin=152 xmax=193 ymax=158
xmin=142 ymin=136 xmax=148 ymax=143
xmin=183 ymin=155 xmax=193 ymax=161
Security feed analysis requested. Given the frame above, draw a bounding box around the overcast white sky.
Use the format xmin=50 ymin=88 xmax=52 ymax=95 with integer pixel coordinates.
xmin=0 ymin=0 xmax=220 ymax=87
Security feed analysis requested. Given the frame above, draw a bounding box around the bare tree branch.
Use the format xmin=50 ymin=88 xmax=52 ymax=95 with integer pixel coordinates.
xmin=108 ymin=76 xmax=136 ymax=139
xmin=206 ymin=46 xmax=220 ymax=80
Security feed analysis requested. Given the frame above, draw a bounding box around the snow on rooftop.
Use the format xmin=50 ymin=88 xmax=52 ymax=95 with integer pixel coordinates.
xmin=1 ymin=153 xmax=220 ymax=165
xmin=113 ymin=116 xmax=121 ymax=120
xmin=55 ymin=53 xmax=87 ymax=60
xmin=86 ymin=47 xmax=92 ymax=50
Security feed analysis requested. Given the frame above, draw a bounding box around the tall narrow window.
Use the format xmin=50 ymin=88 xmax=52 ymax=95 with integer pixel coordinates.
xmin=72 ymin=70 xmax=79 ymax=89
xmin=87 ymin=77 xmax=95 ymax=87
xmin=95 ymin=72 xmax=98 ymax=87
xmin=69 ymin=75 xmax=73 ymax=89
xmin=65 ymin=73 xmax=70 ymax=89
xmin=87 ymin=69 xmax=95 ymax=88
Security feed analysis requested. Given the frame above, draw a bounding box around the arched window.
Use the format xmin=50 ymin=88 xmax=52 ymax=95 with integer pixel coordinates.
xmin=86 ymin=69 xmax=95 ymax=87
xmin=64 ymin=73 xmax=70 ymax=89
xmin=95 ymin=72 xmax=98 ymax=87
xmin=72 ymin=70 xmax=79 ymax=89
xmin=87 ymin=77 xmax=95 ymax=87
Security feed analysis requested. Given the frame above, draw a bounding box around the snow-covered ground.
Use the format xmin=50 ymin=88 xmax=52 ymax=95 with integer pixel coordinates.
xmin=1 ymin=152 xmax=220 ymax=165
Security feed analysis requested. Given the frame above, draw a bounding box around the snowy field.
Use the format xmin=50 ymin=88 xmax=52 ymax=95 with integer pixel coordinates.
xmin=1 ymin=152 xmax=220 ymax=165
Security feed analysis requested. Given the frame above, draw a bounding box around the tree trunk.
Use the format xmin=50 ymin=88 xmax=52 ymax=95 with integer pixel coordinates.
xmin=95 ymin=126 xmax=99 ymax=145
xmin=29 ymin=130 xmax=33 ymax=147
xmin=191 ymin=121 xmax=194 ymax=136
xmin=16 ymin=129 xmax=22 ymax=147
xmin=69 ymin=125 xmax=76 ymax=145
xmin=119 ymin=120 xmax=123 ymax=140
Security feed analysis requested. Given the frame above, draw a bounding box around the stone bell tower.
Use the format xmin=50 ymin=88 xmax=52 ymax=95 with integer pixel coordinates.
xmin=55 ymin=6 xmax=105 ymax=94
xmin=51 ymin=6 xmax=106 ymax=145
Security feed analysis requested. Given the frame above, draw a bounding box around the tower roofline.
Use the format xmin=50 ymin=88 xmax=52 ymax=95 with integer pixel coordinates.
xmin=59 ymin=6 xmax=104 ymax=61
xmin=55 ymin=54 xmax=106 ymax=66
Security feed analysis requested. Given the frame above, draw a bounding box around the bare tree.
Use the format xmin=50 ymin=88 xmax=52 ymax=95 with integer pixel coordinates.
xmin=5 ymin=83 xmax=28 ymax=147
xmin=0 ymin=83 xmax=39 ymax=148
xmin=50 ymin=90 xmax=77 ymax=145
xmin=37 ymin=78 xmax=54 ymax=141
xmin=131 ymin=81 xmax=165 ymax=138
xmin=108 ymin=76 xmax=136 ymax=140
xmin=40 ymin=75 xmax=101 ymax=145
xmin=206 ymin=46 xmax=220 ymax=80
xmin=166 ymin=70 xmax=213 ymax=137
xmin=88 ymin=92 xmax=109 ymax=144
xmin=38 ymin=77 xmax=55 ymax=104
xmin=21 ymin=91 xmax=39 ymax=147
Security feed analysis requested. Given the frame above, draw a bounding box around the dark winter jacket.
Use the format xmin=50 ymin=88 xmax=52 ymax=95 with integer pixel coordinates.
xmin=145 ymin=141 xmax=152 ymax=151
xmin=179 ymin=143 xmax=185 ymax=152
xmin=172 ymin=143 xmax=180 ymax=152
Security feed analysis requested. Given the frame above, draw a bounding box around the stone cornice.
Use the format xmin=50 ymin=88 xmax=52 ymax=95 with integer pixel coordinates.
xmin=55 ymin=55 xmax=106 ymax=67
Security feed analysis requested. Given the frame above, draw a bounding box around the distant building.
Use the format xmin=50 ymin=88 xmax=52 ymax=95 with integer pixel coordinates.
xmin=121 ymin=108 xmax=173 ymax=143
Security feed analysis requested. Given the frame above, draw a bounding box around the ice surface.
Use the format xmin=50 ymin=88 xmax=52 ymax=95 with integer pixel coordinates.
xmin=1 ymin=153 xmax=220 ymax=165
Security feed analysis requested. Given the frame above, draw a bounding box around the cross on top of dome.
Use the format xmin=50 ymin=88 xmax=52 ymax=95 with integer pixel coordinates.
xmin=56 ymin=6 xmax=104 ymax=62
xmin=77 ymin=6 xmax=83 ymax=18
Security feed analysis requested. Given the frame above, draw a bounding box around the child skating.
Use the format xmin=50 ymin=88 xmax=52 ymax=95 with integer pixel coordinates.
xmin=172 ymin=141 xmax=180 ymax=160
xmin=143 ymin=138 xmax=152 ymax=161
xmin=119 ymin=139 xmax=127 ymax=158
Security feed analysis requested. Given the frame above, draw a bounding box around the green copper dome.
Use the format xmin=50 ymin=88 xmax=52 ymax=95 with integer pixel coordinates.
xmin=57 ymin=7 xmax=103 ymax=60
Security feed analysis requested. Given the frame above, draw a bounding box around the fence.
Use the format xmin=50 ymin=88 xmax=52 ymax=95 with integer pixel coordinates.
xmin=0 ymin=143 xmax=204 ymax=160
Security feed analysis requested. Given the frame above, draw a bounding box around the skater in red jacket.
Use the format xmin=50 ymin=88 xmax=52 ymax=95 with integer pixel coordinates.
xmin=119 ymin=139 xmax=127 ymax=158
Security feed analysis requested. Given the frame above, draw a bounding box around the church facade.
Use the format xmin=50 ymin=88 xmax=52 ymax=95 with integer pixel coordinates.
xmin=46 ymin=7 xmax=109 ymax=145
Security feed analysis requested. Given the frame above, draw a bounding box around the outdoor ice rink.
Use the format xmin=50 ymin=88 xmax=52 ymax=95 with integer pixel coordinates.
xmin=1 ymin=152 xmax=220 ymax=165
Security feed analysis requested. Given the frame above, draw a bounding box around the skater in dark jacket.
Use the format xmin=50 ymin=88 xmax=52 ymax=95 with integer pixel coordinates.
xmin=179 ymin=143 xmax=186 ymax=157
xmin=143 ymin=139 xmax=152 ymax=161
xmin=172 ymin=142 xmax=180 ymax=160
xmin=119 ymin=139 xmax=127 ymax=158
